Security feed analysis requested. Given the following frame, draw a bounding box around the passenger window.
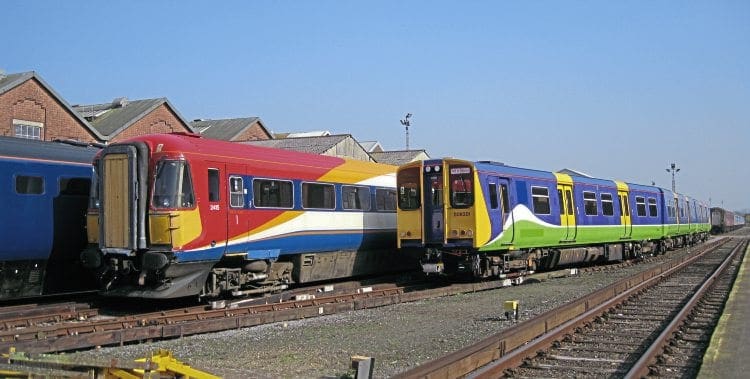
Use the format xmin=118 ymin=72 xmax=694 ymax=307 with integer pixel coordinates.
xmin=253 ymin=179 xmax=293 ymax=208
xmin=343 ymin=186 xmax=371 ymax=210
xmin=583 ymin=191 xmax=598 ymax=216
xmin=489 ymin=183 xmax=499 ymax=209
xmin=635 ymin=196 xmax=646 ymax=217
xmin=648 ymin=198 xmax=658 ymax=217
xmin=15 ymin=175 xmax=44 ymax=195
xmin=601 ymin=193 xmax=614 ymax=216
xmin=531 ymin=186 xmax=550 ymax=215
xmin=376 ymin=188 xmax=397 ymax=211
xmin=302 ymin=182 xmax=335 ymax=209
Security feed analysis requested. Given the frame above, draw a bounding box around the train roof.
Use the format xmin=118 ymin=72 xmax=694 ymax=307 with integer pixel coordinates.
xmin=114 ymin=133 xmax=397 ymax=174
xmin=0 ymin=136 xmax=100 ymax=164
xmin=471 ymin=160 xmax=557 ymax=180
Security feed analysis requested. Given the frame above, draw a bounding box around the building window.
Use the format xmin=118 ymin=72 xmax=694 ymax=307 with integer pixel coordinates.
xmin=601 ymin=193 xmax=614 ymax=216
xmin=635 ymin=196 xmax=647 ymax=217
xmin=582 ymin=191 xmax=598 ymax=216
xmin=302 ymin=182 xmax=335 ymax=209
xmin=13 ymin=119 xmax=43 ymax=140
xmin=343 ymin=185 xmax=371 ymax=210
xmin=531 ymin=186 xmax=550 ymax=215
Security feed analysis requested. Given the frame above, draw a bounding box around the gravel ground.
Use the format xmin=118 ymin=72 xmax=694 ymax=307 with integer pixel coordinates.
xmin=68 ymin=252 xmax=693 ymax=378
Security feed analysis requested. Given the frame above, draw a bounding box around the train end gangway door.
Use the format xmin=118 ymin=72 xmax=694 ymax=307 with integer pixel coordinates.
xmin=616 ymin=181 xmax=632 ymax=239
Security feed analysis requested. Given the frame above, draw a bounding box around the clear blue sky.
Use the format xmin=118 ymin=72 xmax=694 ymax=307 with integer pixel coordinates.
xmin=3 ymin=1 xmax=748 ymax=211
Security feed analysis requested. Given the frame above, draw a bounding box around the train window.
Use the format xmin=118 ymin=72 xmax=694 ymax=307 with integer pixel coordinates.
xmin=208 ymin=169 xmax=220 ymax=202
xmin=601 ymin=193 xmax=614 ymax=216
xmin=397 ymin=167 xmax=421 ymax=210
xmin=648 ymin=198 xmax=658 ymax=217
xmin=15 ymin=175 xmax=43 ymax=194
xmin=229 ymin=176 xmax=245 ymax=208
xmin=623 ymin=196 xmax=630 ymax=216
xmin=635 ymin=196 xmax=646 ymax=217
xmin=153 ymin=160 xmax=195 ymax=209
xmin=557 ymin=189 xmax=564 ymax=214
xmin=583 ymin=191 xmax=597 ymax=216
xmin=449 ymin=165 xmax=474 ymax=208
xmin=89 ymin=163 xmax=100 ymax=208
xmin=489 ymin=183 xmax=499 ymax=209
xmin=376 ymin=188 xmax=397 ymax=211
xmin=302 ymin=182 xmax=335 ymax=209
xmin=60 ymin=178 xmax=91 ymax=196
xmin=501 ymin=184 xmax=510 ymax=213
xmin=531 ymin=186 xmax=551 ymax=215
xmin=565 ymin=189 xmax=573 ymax=215
xmin=253 ymin=179 xmax=293 ymax=208
xmin=343 ymin=186 xmax=371 ymax=210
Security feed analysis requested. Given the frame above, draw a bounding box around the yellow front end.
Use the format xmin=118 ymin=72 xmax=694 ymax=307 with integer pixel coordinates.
xmin=148 ymin=209 xmax=203 ymax=249
xmin=443 ymin=160 xmax=488 ymax=248
xmin=86 ymin=211 xmax=99 ymax=244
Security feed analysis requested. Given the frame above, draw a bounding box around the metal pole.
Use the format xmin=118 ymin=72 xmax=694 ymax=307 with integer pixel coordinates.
xmin=400 ymin=113 xmax=412 ymax=151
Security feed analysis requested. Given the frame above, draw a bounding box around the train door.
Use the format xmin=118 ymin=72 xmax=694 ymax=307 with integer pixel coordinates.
xmin=555 ymin=174 xmax=577 ymax=242
xmin=486 ymin=177 xmax=508 ymax=238
xmin=618 ymin=190 xmax=632 ymax=238
xmin=423 ymin=169 xmax=445 ymax=244
xmin=205 ymin=162 xmax=228 ymax=253
xmin=226 ymin=164 xmax=247 ymax=254
xmin=557 ymin=184 xmax=578 ymax=241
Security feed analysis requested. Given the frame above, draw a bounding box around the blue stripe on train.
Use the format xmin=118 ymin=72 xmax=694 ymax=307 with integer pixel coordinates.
xmin=174 ymin=229 xmax=396 ymax=262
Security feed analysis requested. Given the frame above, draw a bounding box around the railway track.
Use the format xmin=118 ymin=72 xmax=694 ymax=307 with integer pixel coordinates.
xmin=0 ymin=241 xmax=717 ymax=356
xmin=394 ymin=236 xmax=746 ymax=379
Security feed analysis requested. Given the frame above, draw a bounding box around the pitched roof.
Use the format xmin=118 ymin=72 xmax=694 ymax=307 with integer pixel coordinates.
xmin=72 ymin=97 xmax=194 ymax=139
xmin=190 ymin=117 xmax=270 ymax=141
xmin=1 ymin=71 xmax=106 ymax=140
xmin=370 ymin=150 xmax=430 ymax=165
xmin=242 ymin=134 xmax=351 ymax=155
xmin=359 ymin=141 xmax=384 ymax=152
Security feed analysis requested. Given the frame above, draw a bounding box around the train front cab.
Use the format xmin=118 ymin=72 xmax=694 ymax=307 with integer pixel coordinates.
xmin=82 ymin=140 xmax=215 ymax=299
xmin=398 ymin=159 xmax=494 ymax=276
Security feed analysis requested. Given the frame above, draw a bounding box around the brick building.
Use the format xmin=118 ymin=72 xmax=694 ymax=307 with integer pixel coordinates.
xmin=1 ymin=71 xmax=194 ymax=144
xmin=0 ymin=71 xmax=102 ymax=143
xmin=72 ymin=97 xmax=194 ymax=143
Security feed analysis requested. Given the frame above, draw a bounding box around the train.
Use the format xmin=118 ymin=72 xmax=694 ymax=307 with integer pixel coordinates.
xmin=0 ymin=136 xmax=100 ymax=299
xmin=710 ymin=207 xmax=746 ymax=233
xmin=79 ymin=132 xmax=413 ymax=299
xmin=396 ymin=158 xmax=712 ymax=278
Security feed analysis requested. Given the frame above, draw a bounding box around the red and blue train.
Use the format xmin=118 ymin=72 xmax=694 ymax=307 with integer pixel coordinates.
xmin=397 ymin=158 xmax=713 ymax=278
xmin=80 ymin=133 xmax=411 ymax=299
xmin=710 ymin=207 xmax=746 ymax=233
xmin=0 ymin=136 xmax=100 ymax=299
